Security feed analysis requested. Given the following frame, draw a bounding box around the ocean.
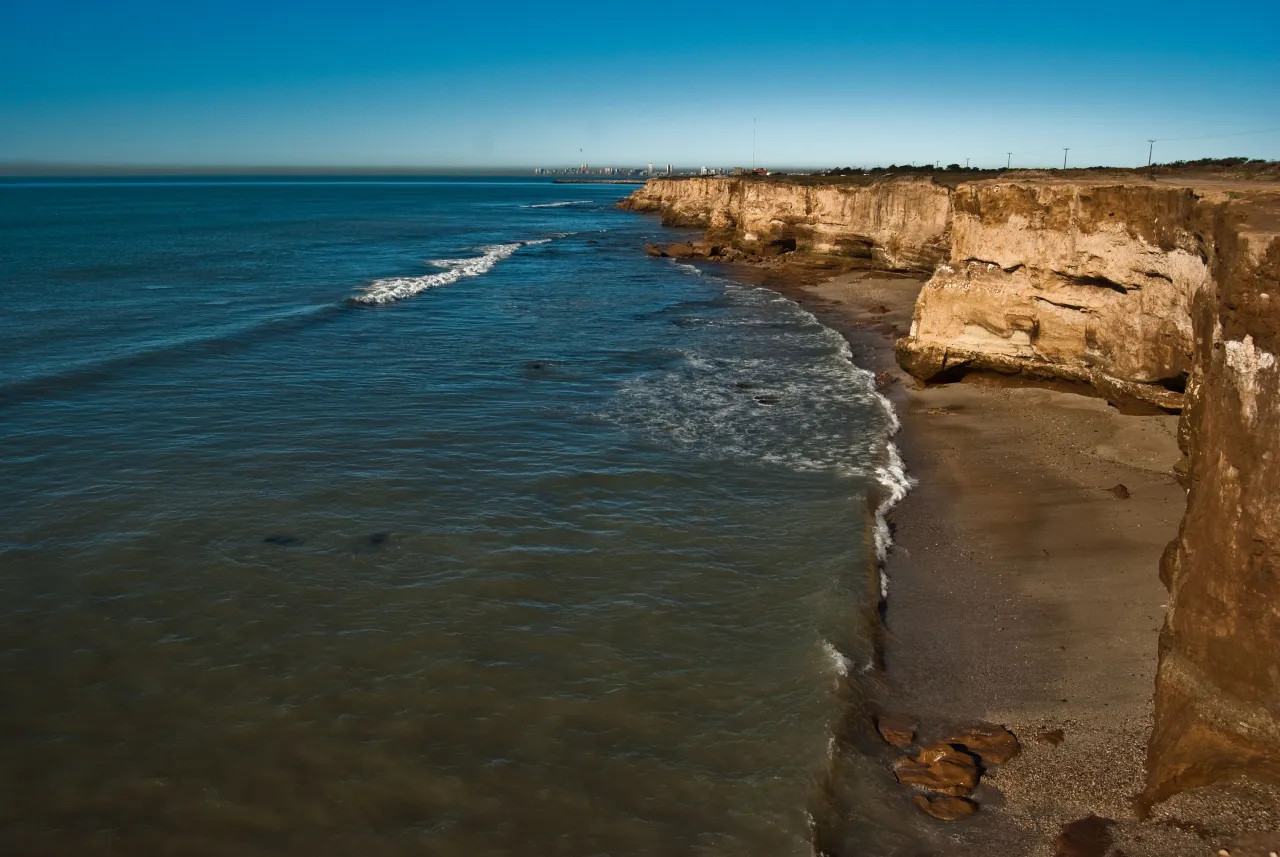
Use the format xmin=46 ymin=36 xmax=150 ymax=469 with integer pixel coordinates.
xmin=0 ymin=177 xmax=910 ymax=855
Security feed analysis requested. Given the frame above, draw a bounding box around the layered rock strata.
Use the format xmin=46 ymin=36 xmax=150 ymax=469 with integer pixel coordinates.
xmin=619 ymin=177 xmax=952 ymax=271
xmin=620 ymin=175 xmax=1280 ymax=802
xmin=897 ymin=182 xmax=1210 ymax=411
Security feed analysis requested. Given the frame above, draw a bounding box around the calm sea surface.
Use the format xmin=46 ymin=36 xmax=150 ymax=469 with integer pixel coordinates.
xmin=0 ymin=178 xmax=908 ymax=855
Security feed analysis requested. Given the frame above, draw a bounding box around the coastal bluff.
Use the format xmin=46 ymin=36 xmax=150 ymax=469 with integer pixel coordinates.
xmin=620 ymin=174 xmax=1280 ymax=804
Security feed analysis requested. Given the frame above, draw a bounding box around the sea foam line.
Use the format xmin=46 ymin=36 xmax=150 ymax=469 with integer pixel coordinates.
xmin=524 ymin=200 xmax=592 ymax=208
xmin=816 ymin=323 xmax=916 ymax=599
xmin=351 ymin=239 xmax=549 ymax=305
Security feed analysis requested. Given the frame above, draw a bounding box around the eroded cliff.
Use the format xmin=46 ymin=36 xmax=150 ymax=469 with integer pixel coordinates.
xmin=897 ymin=181 xmax=1210 ymax=410
xmin=621 ymin=175 xmax=1280 ymax=803
xmin=1145 ymin=192 xmax=1280 ymax=803
xmin=620 ymin=177 xmax=952 ymax=271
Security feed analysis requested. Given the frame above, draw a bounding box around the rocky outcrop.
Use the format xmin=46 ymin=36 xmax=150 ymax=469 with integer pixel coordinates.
xmin=620 ymin=177 xmax=952 ymax=271
xmin=621 ymin=176 xmax=1280 ymax=802
xmin=1144 ymin=192 xmax=1280 ymax=803
xmin=896 ymin=182 xmax=1211 ymax=410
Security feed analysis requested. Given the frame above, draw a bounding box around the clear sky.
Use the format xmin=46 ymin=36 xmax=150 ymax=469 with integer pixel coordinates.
xmin=3 ymin=0 xmax=1278 ymax=170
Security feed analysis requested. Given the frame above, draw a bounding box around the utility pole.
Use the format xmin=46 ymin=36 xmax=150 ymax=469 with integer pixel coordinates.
xmin=752 ymin=118 xmax=757 ymax=170
xmin=1063 ymin=148 xmax=1069 ymax=170
xmin=1007 ymin=152 xmax=1012 ymax=169
xmin=1147 ymin=139 xmax=1155 ymax=167
xmin=965 ymin=157 xmax=969 ymax=169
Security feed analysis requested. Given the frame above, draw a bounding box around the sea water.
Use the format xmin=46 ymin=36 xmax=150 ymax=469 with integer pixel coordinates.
xmin=0 ymin=177 xmax=909 ymax=855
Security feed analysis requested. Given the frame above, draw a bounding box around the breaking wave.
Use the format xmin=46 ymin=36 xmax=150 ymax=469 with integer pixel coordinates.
xmin=351 ymin=239 xmax=549 ymax=305
xmin=525 ymin=200 xmax=592 ymax=209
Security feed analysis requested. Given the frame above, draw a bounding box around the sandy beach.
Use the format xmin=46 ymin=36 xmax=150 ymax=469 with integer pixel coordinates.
xmin=762 ymin=269 xmax=1280 ymax=857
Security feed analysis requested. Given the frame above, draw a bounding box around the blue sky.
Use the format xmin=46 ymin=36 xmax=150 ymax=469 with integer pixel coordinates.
xmin=2 ymin=0 xmax=1278 ymax=169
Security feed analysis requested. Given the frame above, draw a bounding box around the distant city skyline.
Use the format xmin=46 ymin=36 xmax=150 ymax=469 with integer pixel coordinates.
xmin=3 ymin=0 xmax=1278 ymax=170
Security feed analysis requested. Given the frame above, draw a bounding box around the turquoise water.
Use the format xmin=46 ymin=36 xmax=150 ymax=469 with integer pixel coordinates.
xmin=0 ymin=177 xmax=904 ymax=855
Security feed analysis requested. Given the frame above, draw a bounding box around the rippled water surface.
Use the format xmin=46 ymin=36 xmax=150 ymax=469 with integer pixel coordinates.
xmin=0 ymin=178 xmax=896 ymax=855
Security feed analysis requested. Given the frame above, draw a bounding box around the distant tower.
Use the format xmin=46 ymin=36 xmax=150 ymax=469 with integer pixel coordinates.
xmin=647 ymin=163 xmax=654 ymax=174
xmin=666 ymin=164 xmax=672 ymax=176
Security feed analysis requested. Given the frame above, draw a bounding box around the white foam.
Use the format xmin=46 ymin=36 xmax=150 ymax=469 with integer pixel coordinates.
xmin=872 ymin=439 xmax=915 ymax=597
xmin=604 ymin=279 xmax=916 ymax=597
xmin=352 ymin=240 xmax=548 ymax=305
xmin=822 ymin=640 xmax=852 ymax=677
xmin=525 ymin=200 xmax=592 ymax=208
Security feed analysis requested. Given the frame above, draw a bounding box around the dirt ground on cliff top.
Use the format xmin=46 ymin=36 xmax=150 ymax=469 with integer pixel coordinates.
xmin=777 ymin=271 xmax=1280 ymax=857
xmin=687 ymin=168 xmax=1280 ymax=191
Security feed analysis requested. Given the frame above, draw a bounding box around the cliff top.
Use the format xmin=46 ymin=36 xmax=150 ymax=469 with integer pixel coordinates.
xmin=657 ymin=165 xmax=1280 ymax=192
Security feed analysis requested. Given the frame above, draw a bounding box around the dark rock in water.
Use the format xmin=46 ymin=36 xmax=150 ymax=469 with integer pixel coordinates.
xmin=946 ymin=723 xmax=1021 ymax=765
xmin=734 ymin=381 xmax=756 ymax=390
xmin=869 ymin=304 xmax=892 ymax=315
xmin=874 ymin=371 xmax=897 ymax=391
xmin=365 ymin=532 xmax=391 ymax=548
xmin=586 ymin=239 xmax=599 ymax=245
xmin=912 ymin=793 xmax=977 ymax=821
xmin=1053 ymin=815 xmax=1114 ymax=857
xmin=263 ymin=535 xmax=300 ymax=546
xmin=526 ymin=361 xmax=547 ymax=371
xmin=754 ymin=395 xmax=780 ymax=405
xmin=892 ymin=744 xmax=979 ymax=796
xmin=1037 ymin=728 xmax=1066 ymax=746
xmin=874 ymin=712 xmax=917 ymax=748
xmin=645 ymin=243 xmax=668 ymax=257
xmin=1107 ymin=483 xmax=1132 ymax=499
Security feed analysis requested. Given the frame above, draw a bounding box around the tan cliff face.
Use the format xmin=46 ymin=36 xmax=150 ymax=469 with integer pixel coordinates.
xmin=620 ymin=175 xmax=1280 ymax=802
xmin=619 ymin=177 xmax=952 ymax=271
xmin=897 ymin=182 xmax=1212 ymax=410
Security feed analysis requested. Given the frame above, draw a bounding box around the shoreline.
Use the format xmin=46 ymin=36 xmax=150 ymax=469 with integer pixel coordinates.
xmin=725 ymin=262 xmax=1280 ymax=855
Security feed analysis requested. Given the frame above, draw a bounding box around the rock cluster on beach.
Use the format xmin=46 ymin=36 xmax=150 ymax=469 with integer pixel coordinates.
xmin=875 ymin=713 xmax=1020 ymax=821
xmin=643 ymin=240 xmax=790 ymax=263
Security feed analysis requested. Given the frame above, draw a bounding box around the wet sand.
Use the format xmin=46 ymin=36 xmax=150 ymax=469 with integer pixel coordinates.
xmin=772 ymin=270 xmax=1280 ymax=856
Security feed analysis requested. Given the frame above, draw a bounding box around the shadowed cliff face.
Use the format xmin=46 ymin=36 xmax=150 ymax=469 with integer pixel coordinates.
xmin=620 ymin=176 xmax=1280 ymax=803
xmin=619 ymin=177 xmax=952 ymax=271
xmin=1146 ymin=195 xmax=1280 ymax=804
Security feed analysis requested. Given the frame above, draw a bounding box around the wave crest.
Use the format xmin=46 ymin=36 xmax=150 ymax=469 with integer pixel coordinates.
xmin=351 ymin=239 xmax=549 ymax=305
